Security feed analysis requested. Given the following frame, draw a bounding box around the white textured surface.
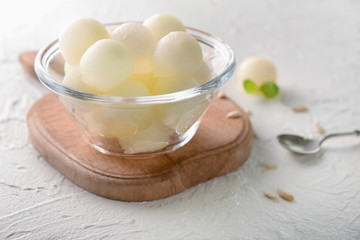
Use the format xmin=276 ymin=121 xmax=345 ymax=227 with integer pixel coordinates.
xmin=1 ymin=0 xmax=360 ymax=239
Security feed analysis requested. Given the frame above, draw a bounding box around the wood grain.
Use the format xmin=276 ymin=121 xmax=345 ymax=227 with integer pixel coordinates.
xmin=27 ymin=93 xmax=253 ymax=202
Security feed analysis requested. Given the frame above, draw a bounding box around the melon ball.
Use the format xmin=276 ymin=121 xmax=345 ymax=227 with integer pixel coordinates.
xmin=80 ymin=39 xmax=134 ymax=92
xmin=84 ymin=110 xmax=114 ymax=137
xmin=63 ymin=61 xmax=73 ymax=74
xmin=173 ymin=96 xmax=209 ymax=133
xmin=100 ymin=79 xmax=153 ymax=137
xmin=193 ymin=61 xmax=212 ymax=85
xmin=155 ymin=95 xmax=209 ymax=134
xmin=63 ymin=66 xmax=95 ymax=93
xmin=130 ymin=72 xmax=155 ymax=91
xmin=84 ymin=109 xmax=121 ymax=138
xmin=143 ymin=14 xmax=186 ymax=42
xmin=118 ymin=120 xmax=170 ymax=154
xmin=59 ymin=18 xmax=109 ymax=66
xmin=100 ymin=105 xmax=154 ymax=137
xmin=237 ymin=56 xmax=277 ymax=85
xmin=111 ymin=22 xmax=155 ymax=74
xmin=105 ymin=78 xmax=151 ymax=97
xmin=152 ymin=76 xmax=206 ymax=132
xmin=106 ymin=26 xmax=117 ymax=35
xmin=152 ymin=75 xmax=198 ymax=95
xmin=59 ymin=96 xmax=97 ymax=122
xmin=85 ymin=105 xmax=154 ymax=138
xmin=152 ymin=31 xmax=203 ymax=77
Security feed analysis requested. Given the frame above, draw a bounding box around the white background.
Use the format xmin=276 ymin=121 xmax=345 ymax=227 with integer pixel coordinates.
xmin=1 ymin=0 xmax=360 ymax=239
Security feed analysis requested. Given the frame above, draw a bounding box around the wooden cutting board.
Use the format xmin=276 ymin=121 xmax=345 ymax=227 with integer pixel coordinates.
xmin=27 ymin=93 xmax=253 ymax=202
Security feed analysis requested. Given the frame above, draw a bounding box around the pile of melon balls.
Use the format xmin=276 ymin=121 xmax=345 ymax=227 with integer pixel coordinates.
xmin=59 ymin=14 xmax=212 ymax=154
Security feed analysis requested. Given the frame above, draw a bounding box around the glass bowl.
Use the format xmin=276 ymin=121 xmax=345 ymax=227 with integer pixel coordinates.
xmin=34 ymin=23 xmax=235 ymax=157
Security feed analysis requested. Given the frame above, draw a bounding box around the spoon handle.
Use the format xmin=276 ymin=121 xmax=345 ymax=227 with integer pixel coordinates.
xmin=319 ymin=130 xmax=360 ymax=145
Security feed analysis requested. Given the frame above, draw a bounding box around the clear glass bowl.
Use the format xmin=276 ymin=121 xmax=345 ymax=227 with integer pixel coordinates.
xmin=34 ymin=23 xmax=235 ymax=157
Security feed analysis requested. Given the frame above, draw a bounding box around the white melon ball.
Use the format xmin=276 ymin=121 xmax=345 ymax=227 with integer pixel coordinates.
xmin=85 ymin=106 xmax=154 ymax=138
xmin=111 ymin=22 xmax=155 ymax=74
xmin=83 ymin=80 xmax=153 ymax=138
xmin=84 ymin=109 xmax=121 ymax=138
xmin=193 ymin=61 xmax=212 ymax=85
xmin=59 ymin=18 xmax=109 ymax=66
xmin=100 ymin=105 xmax=154 ymax=137
xmin=59 ymin=96 xmax=97 ymax=123
xmin=63 ymin=66 xmax=95 ymax=93
xmin=100 ymin=79 xmax=153 ymax=137
xmin=153 ymin=31 xmax=203 ymax=77
xmin=84 ymin=110 xmax=114 ymax=137
xmin=155 ymin=95 xmax=209 ymax=134
xmin=152 ymin=75 xmax=199 ymax=95
xmin=63 ymin=61 xmax=73 ymax=74
xmin=106 ymin=26 xmax=117 ymax=35
xmin=173 ymin=96 xmax=210 ymax=134
xmin=152 ymin=76 xmax=207 ymax=133
xmin=143 ymin=14 xmax=186 ymax=42
xmin=130 ymin=72 xmax=155 ymax=91
xmin=80 ymin=39 xmax=134 ymax=92
xmin=105 ymin=78 xmax=151 ymax=97
xmin=237 ymin=56 xmax=277 ymax=85
xmin=118 ymin=120 xmax=170 ymax=154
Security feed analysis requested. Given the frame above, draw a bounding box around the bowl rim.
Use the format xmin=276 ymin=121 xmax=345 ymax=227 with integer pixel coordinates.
xmin=34 ymin=23 xmax=236 ymax=105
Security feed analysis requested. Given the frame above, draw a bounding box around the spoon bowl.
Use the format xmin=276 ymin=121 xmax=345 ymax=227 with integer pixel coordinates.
xmin=277 ymin=130 xmax=360 ymax=154
xmin=277 ymin=134 xmax=320 ymax=154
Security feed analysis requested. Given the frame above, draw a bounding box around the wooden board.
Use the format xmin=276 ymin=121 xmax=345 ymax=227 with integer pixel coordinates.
xmin=27 ymin=93 xmax=253 ymax=202
xmin=19 ymin=51 xmax=38 ymax=78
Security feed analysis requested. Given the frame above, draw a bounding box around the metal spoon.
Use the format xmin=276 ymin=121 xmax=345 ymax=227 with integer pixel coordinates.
xmin=277 ymin=130 xmax=360 ymax=154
